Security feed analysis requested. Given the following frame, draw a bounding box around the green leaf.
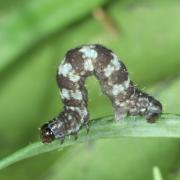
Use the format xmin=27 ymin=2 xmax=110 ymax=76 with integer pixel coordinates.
xmin=108 ymin=0 xmax=180 ymax=85
xmin=0 ymin=0 xmax=107 ymax=71
xmin=173 ymin=173 xmax=180 ymax=180
xmin=1 ymin=113 xmax=180 ymax=170
xmin=153 ymin=166 xmax=163 ymax=180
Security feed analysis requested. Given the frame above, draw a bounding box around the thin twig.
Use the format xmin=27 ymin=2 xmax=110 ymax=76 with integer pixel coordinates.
xmin=93 ymin=7 xmax=119 ymax=38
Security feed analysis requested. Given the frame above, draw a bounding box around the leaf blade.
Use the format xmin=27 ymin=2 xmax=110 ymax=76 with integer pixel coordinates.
xmin=0 ymin=113 xmax=180 ymax=170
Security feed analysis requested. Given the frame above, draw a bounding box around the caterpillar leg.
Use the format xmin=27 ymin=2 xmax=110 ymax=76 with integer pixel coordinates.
xmin=82 ymin=121 xmax=90 ymax=134
xmin=60 ymin=137 xmax=65 ymax=144
xmin=73 ymin=132 xmax=78 ymax=140
xmin=114 ymin=106 xmax=127 ymax=122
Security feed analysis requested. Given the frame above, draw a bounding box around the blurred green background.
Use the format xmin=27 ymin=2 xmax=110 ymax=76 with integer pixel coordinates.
xmin=1 ymin=0 xmax=180 ymax=179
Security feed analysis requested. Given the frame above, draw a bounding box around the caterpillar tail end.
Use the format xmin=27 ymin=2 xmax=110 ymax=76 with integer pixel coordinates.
xmin=145 ymin=99 xmax=163 ymax=123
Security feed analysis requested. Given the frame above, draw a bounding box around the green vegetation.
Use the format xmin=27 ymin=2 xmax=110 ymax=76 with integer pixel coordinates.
xmin=1 ymin=114 xmax=180 ymax=171
xmin=0 ymin=0 xmax=180 ymax=179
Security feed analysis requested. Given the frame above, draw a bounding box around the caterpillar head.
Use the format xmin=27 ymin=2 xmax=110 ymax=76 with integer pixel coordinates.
xmin=146 ymin=97 xmax=162 ymax=123
xmin=40 ymin=123 xmax=55 ymax=143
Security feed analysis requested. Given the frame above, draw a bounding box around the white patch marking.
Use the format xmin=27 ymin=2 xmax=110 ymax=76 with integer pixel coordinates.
xmin=107 ymin=80 xmax=113 ymax=86
xmin=69 ymin=73 xmax=80 ymax=82
xmin=58 ymin=63 xmax=72 ymax=76
xmin=149 ymin=103 xmax=160 ymax=112
xmin=66 ymin=106 xmax=88 ymax=122
xmin=84 ymin=59 xmax=94 ymax=71
xmin=104 ymin=64 xmax=114 ymax=77
xmin=51 ymin=120 xmax=63 ymax=131
xmin=68 ymin=115 xmax=72 ymax=120
xmin=112 ymin=79 xmax=130 ymax=96
xmin=79 ymin=46 xmax=97 ymax=59
xmin=119 ymin=102 xmax=126 ymax=107
xmin=111 ymin=53 xmax=121 ymax=70
xmin=61 ymin=89 xmax=70 ymax=99
xmin=140 ymin=108 xmax=146 ymax=113
xmin=58 ymin=61 xmax=81 ymax=82
xmin=115 ymin=100 xmax=121 ymax=106
xmin=67 ymin=106 xmax=75 ymax=111
xmin=72 ymin=90 xmax=83 ymax=100
xmin=104 ymin=54 xmax=121 ymax=77
xmin=112 ymin=84 xmax=125 ymax=96
xmin=61 ymin=89 xmax=83 ymax=101
xmin=123 ymin=78 xmax=130 ymax=88
xmin=115 ymin=100 xmax=126 ymax=107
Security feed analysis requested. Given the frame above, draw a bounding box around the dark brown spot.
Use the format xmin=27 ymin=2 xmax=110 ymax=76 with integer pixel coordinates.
xmin=66 ymin=47 xmax=85 ymax=73
xmin=57 ymin=74 xmax=76 ymax=89
xmin=63 ymin=99 xmax=85 ymax=107
xmin=126 ymin=82 xmax=135 ymax=97
xmin=147 ymin=113 xmax=160 ymax=123
xmin=40 ymin=123 xmax=55 ymax=143
xmin=110 ymin=66 xmax=128 ymax=84
xmin=94 ymin=45 xmax=113 ymax=73
xmin=57 ymin=74 xmax=86 ymax=90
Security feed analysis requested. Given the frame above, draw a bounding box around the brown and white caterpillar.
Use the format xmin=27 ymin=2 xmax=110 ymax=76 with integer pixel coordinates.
xmin=40 ymin=44 xmax=162 ymax=143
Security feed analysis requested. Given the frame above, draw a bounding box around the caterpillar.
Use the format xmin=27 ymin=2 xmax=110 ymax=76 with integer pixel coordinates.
xmin=40 ymin=44 xmax=162 ymax=143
